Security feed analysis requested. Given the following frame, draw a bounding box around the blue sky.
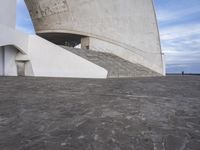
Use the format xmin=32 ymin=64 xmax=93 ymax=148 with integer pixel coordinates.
xmin=16 ymin=0 xmax=200 ymax=73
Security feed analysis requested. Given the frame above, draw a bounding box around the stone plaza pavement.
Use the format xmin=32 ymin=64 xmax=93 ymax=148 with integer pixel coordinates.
xmin=0 ymin=76 xmax=200 ymax=150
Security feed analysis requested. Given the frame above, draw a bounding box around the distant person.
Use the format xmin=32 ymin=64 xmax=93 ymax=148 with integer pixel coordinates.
xmin=182 ymin=71 xmax=184 ymax=75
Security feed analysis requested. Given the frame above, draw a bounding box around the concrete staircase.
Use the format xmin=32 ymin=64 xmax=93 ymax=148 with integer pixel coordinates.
xmin=61 ymin=46 xmax=160 ymax=78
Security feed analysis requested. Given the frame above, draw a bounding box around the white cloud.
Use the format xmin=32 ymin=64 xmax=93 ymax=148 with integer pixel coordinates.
xmin=161 ymin=30 xmax=200 ymax=65
xmin=160 ymin=23 xmax=200 ymax=40
xmin=156 ymin=3 xmax=200 ymax=73
xmin=157 ymin=5 xmax=200 ymax=22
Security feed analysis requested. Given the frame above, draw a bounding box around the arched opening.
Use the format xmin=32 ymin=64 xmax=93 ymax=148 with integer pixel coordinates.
xmin=38 ymin=33 xmax=86 ymax=47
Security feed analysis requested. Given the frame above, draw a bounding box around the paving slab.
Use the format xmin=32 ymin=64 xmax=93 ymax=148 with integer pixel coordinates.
xmin=0 ymin=76 xmax=200 ymax=150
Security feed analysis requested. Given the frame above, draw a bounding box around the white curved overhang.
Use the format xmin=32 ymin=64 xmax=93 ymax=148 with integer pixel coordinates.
xmin=0 ymin=25 xmax=29 ymax=54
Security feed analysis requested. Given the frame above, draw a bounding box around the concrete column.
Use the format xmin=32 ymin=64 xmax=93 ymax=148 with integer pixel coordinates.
xmin=81 ymin=37 xmax=90 ymax=50
xmin=0 ymin=47 xmax=4 ymax=76
xmin=4 ymin=46 xmax=18 ymax=76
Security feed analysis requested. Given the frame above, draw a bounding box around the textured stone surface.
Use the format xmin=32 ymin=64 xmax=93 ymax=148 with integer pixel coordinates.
xmin=0 ymin=76 xmax=200 ymax=150
xmin=62 ymin=46 xmax=160 ymax=78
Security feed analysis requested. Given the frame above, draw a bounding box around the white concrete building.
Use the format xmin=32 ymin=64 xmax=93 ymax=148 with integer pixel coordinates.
xmin=0 ymin=0 xmax=165 ymax=78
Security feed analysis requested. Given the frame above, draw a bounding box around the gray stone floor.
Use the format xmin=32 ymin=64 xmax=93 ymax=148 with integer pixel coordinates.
xmin=0 ymin=76 xmax=200 ymax=150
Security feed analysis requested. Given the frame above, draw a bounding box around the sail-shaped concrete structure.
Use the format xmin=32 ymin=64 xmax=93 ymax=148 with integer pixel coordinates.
xmin=25 ymin=0 xmax=165 ymax=75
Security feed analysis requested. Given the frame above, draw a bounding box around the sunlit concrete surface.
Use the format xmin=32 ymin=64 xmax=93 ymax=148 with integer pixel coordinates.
xmin=0 ymin=76 xmax=200 ymax=150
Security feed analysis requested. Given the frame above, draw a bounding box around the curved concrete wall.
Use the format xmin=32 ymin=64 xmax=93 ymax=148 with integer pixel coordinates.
xmin=25 ymin=0 xmax=165 ymax=75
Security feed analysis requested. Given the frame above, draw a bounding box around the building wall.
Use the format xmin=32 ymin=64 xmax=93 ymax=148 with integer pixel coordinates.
xmin=25 ymin=0 xmax=165 ymax=75
xmin=0 ymin=0 xmax=16 ymax=28
xmin=0 ymin=0 xmax=17 ymax=76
